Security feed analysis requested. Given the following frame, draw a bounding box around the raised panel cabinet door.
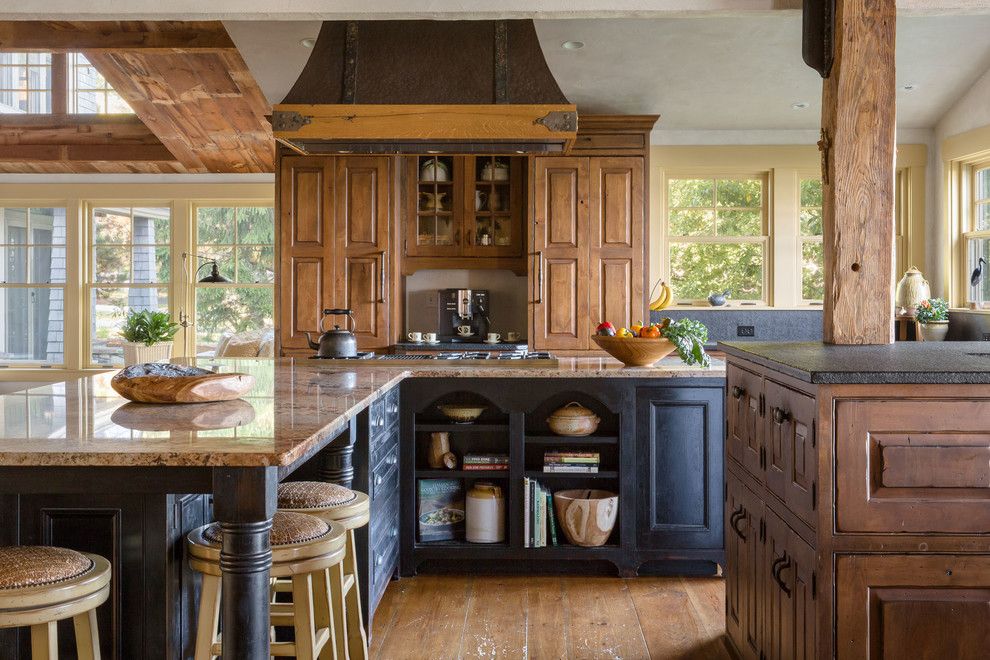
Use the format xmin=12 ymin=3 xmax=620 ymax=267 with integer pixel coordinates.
xmin=764 ymin=381 xmax=817 ymax=527
xmin=726 ymin=364 xmax=765 ymax=481
xmin=589 ymin=157 xmax=645 ymax=333
xmin=784 ymin=529 xmax=816 ymax=660
xmin=763 ymin=509 xmax=792 ymax=660
xmin=635 ymin=386 xmax=724 ymax=549
xmin=334 ymin=156 xmax=392 ymax=349
xmin=724 ymin=472 xmax=749 ymax=657
xmin=834 ymin=397 xmax=990 ymax=534
xmin=531 ymin=157 xmax=590 ymax=350
xmin=278 ymin=156 xmax=334 ymax=352
xmin=836 ymin=554 xmax=990 ymax=660
xmin=738 ymin=480 xmax=764 ymax=660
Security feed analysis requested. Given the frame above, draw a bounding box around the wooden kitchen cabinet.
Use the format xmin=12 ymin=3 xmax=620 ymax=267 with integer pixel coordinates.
xmin=402 ymin=155 xmax=526 ymax=270
xmin=725 ymin=471 xmax=764 ymax=660
xmin=726 ymin=363 xmax=764 ymax=480
xmin=764 ymin=379 xmax=817 ymax=528
xmin=277 ymin=154 xmax=393 ymax=353
xmin=531 ymin=156 xmax=646 ymax=351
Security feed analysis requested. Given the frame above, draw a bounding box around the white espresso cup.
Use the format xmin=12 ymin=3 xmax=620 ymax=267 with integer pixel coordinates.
xmin=423 ymin=332 xmax=438 ymax=342
xmin=457 ymin=325 xmax=473 ymax=336
xmin=407 ymin=331 xmax=422 ymax=342
xmin=505 ymin=331 xmax=521 ymax=342
xmin=486 ymin=333 xmax=501 ymax=343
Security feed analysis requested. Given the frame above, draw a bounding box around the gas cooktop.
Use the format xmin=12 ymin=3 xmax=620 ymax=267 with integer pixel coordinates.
xmin=309 ymin=351 xmax=557 ymax=366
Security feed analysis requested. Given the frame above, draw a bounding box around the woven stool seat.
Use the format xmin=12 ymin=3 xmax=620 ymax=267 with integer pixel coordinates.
xmin=278 ymin=481 xmax=358 ymax=509
xmin=0 ymin=546 xmax=94 ymax=591
xmin=201 ymin=511 xmax=330 ymax=547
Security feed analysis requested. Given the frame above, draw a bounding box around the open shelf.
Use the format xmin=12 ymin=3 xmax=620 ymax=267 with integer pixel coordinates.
xmin=524 ymin=470 xmax=619 ymax=479
xmin=525 ymin=435 xmax=618 ymax=445
xmin=416 ymin=422 xmax=509 ymax=433
xmin=416 ymin=469 xmax=508 ymax=478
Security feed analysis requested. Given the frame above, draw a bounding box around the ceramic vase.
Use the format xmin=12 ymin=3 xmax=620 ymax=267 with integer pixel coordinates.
xmin=895 ymin=267 xmax=931 ymax=316
xmin=122 ymin=341 xmax=172 ymax=366
xmin=918 ymin=321 xmax=949 ymax=342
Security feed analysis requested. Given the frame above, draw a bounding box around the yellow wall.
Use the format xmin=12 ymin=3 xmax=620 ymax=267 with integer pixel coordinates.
xmin=649 ymin=144 xmax=928 ymax=307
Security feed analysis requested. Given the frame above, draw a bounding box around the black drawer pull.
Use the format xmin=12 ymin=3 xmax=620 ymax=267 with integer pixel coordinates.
xmin=772 ymin=554 xmax=792 ymax=596
xmin=730 ymin=507 xmax=747 ymax=540
xmin=772 ymin=407 xmax=790 ymax=424
xmin=732 ymin=385 xmax=745 ymax=399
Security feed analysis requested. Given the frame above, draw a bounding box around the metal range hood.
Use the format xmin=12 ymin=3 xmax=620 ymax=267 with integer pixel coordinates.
xmin=272 ymin=20 xmax=577 ymax=155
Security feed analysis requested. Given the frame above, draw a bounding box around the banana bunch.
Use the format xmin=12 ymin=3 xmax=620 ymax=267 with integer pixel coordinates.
xmin=648 ymin=279 xmax=672 ymax=311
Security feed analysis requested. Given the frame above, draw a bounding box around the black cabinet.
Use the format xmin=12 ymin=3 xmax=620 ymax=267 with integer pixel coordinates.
xmin=635 ymin=386 xmax=724 ymax=551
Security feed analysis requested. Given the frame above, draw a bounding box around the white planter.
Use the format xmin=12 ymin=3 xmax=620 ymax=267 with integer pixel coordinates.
xmin=918 ymin=321 xmax=949 ymax=342
xmin=122 ymin=341 xmax=173 ymax=365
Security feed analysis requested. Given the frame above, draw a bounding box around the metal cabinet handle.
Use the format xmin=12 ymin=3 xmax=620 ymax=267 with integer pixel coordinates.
xmin=732 ymin=385 xmax=745 ymax=399
xmin=375 ymin=553 xmax=384 ymax=567
xmin=730 ymin=507 xmax=747 ymax=540
xmin=374 ymin=474 xmax=383 ymax=486
xmin=378 ymin=251 xmax=386 ymax=303
xmin=772 ymin=554 xmax=792 ymax=596
xmin=772 ymin=407 xmax=790 ymax=425
xmin=535 ymin=251 xmax=544 ymax=304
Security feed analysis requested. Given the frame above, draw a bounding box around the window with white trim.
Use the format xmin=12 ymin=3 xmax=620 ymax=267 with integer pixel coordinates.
xmin=665 ymin=175 xmax=768 ymax=304
xmin=799 ymin=178 xmax=824 ymax=302
xmin=965 ymin=162 xmax=990 ymax=305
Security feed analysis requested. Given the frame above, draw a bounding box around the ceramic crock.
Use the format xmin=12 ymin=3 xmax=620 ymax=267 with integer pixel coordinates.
xmin=918 ymin=320 xmax=949 ymax=342
xmin=465 ymin=482 xmax=505 ymax=543
xmin=546 ymin=402 xmax=600 ymax=436
xmin=895 ymin=267 xmax=931 ymax=316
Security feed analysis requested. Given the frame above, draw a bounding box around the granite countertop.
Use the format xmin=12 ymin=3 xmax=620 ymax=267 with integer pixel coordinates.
xmin=719 ymin=341 xmax=990 ymax=384
xmin=0 ymin=356 xmax=724 ymax=468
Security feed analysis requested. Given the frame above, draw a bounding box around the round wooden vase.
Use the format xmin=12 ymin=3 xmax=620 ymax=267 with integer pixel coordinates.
xmin=552 ymin=489 xmax=618 ymax=547
xmin=428 ymin=432 xmax=451 ymax=468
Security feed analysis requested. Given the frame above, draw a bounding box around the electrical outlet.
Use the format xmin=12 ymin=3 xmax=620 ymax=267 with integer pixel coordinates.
xmin=737 ymin=325 xmax=755 ymax=337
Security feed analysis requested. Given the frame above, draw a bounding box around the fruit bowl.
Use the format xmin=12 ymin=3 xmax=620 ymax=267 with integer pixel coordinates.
xmin=591 ymin=335 xmax=678 ymax=367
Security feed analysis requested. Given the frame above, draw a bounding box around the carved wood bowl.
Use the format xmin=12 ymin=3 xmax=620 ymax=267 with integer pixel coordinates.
xmin=110 ymin=363 xmax=255 ymax=404
xmin=553 ymin=489 xmax=618 ymax=547
xmin=591 ymin=335 xmax=678 ymax=367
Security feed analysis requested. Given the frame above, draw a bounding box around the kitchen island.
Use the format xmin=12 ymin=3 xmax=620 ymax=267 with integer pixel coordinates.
xmin=718 ymin=341 xmax=990 ymax=660
xmin=0 ymin=355 xmax=724 ymax=660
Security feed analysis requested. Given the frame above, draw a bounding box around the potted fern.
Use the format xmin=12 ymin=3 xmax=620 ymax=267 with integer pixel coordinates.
xmin=915 ymin=297 xmax=949 ymax=342
xmin=119 ymin=310 xmax=179 ymax=365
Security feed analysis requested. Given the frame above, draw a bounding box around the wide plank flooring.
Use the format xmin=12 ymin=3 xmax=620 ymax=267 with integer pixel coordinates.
xmin=370 ymin=575 xmax=732 ymax=660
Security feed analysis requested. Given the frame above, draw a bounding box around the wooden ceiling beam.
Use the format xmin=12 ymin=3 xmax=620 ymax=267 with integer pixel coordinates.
xmin=2 ymin=144 xmax=177 ymax=162
xmin=0 ymin=21 xmax=236 ymax=52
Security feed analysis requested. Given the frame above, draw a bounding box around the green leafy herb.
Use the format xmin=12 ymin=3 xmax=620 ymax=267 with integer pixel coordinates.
xmin=119 ymin=310 xmax=179 ymax=346
xmin=660 ymin=318 xmax=711 ymax=367
xmin=915 ymin=297 xmax=949 ymax=324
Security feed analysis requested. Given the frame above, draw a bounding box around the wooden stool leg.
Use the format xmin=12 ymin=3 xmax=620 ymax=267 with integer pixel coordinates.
xmin=343 ymin=531 xmax=368 ymax=660
xmin=314 ymin=569 xmax=338 ymax=660
xmin=292 ymin=573 xmax=318 ymax=660
xmin=30 ymin=621 xmax=57 ymax=660
xmin=73 ymin=608 xmax=102 ymax=660
xmin=194 ymin=574 xmax=222 ymax=660
xmin=328 ymin=561 xmax=350 ymax=660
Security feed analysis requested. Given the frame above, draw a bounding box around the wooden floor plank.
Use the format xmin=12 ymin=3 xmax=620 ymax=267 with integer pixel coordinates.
xmin=525 ymin=576 xmax=569 ymax=660
xmin=459 ymin=576 xmax=530 ymax=659
xmin=373 ymin=575 xmax=473 ymax=660
xmin=563 ymin=577 xmax=651 ymax=659
xmin=370 ymin=575 xmax=729 ymax=660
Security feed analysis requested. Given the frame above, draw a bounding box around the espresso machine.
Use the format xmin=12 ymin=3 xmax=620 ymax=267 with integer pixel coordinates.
xmin=438 ymin=289 xmax=490 ymax=341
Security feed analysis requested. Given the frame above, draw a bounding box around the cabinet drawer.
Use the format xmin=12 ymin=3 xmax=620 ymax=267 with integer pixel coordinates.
xmin=371 ymin=533 xmax=399 ymax=607
xmin=369 ymin=486 xmax=400 ymax=549
xmin=764 ymin=380 xmax=817 ymax=528
xmin=368 ymin=397 xmax=387 ymax=438
xmin=370 ymin=444 xmax=399 ymax=504
xmin=371 ymin=424 xmax=398 ymax=470
xmin=836 ymin=554 xmax=990 ymax=660
xmin=835 ymin=398 xmax=990 ymax=534
xmin=384 ymin=386 xmax=400 ymax=431
xmin=727 ymin=364 xmax=764 ymax=481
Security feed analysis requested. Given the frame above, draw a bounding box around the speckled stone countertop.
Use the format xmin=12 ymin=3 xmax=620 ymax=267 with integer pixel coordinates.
xmin=719 ymin=341 xmax=990 ymax=384
xmin=0 ymin=356 xmax=723 ymax=467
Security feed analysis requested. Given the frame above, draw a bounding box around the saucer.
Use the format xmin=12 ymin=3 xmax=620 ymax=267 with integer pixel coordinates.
xmin=424 ymin=340 xmax=441 ymax=344
xmin=407 ymin=339 xmax=424 ymax=344
xmin=483 ymin=339 xmax=501 ymax=344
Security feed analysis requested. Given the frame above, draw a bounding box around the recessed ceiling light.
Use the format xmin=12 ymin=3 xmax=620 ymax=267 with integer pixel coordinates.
xmin=791 ymin=101 xmax=810 ymax=110
xmin=300 ymin=37 xmax=317 ymax=48
xmin=561 ymin=41 xmax=585 ymax=50
xmin=901 ymin=83 xmax=918 ymax=92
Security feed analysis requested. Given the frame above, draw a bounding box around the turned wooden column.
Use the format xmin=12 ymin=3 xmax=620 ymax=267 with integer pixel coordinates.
xmin=819 ymin=0 xmax=896 ymax=344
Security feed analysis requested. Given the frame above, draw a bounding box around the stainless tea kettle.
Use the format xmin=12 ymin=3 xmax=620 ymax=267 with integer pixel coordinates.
xmin=306 ymin=309 xmax=358 ymax=358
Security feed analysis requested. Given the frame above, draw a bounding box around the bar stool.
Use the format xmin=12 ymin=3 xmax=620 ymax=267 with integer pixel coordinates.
xmin=187 ymin=511 xmax=346 ymax=660
xmin=0 ymin=546 xmax=111 ymax=660
xmin=278 ymin=481 xmax=370 ymax=660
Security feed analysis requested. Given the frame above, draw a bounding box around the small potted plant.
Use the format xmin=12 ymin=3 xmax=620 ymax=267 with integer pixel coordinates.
xmin=119 ymin=310 xmax=179 ymax=365
xmin=915 ymin=297 xmax=949 ymax=341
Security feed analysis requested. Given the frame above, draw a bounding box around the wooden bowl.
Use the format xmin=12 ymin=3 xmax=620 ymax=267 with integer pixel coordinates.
xmin=437 ymin=403 xmax=486 ymax=424
xmin=553 ymin=489 xmax=618 ymax=547
xmin=591 ymin=335 xmax=678 ymax=367
xmin=111 ymin=363 xmax=255 ymax=404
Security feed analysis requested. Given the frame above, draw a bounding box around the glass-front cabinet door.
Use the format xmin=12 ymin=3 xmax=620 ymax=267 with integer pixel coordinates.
xmin=464 ymin=156 xmax=524 ymax=258
xmin=405 ymin=155 xmax=463 ymax=257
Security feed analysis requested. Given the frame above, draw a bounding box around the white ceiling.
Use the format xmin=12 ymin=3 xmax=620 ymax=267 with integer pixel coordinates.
xmin=226 ymin=13 xmax=990 ymax=131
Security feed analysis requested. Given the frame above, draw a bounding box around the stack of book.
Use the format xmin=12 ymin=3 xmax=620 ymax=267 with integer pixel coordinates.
xmin=543 ymin=450 xmax=600 ymax=473
xmin=523 ymin=477 xmax=559 ymax=548
xmin=462 ymin=453 xmax=509 ymax=471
